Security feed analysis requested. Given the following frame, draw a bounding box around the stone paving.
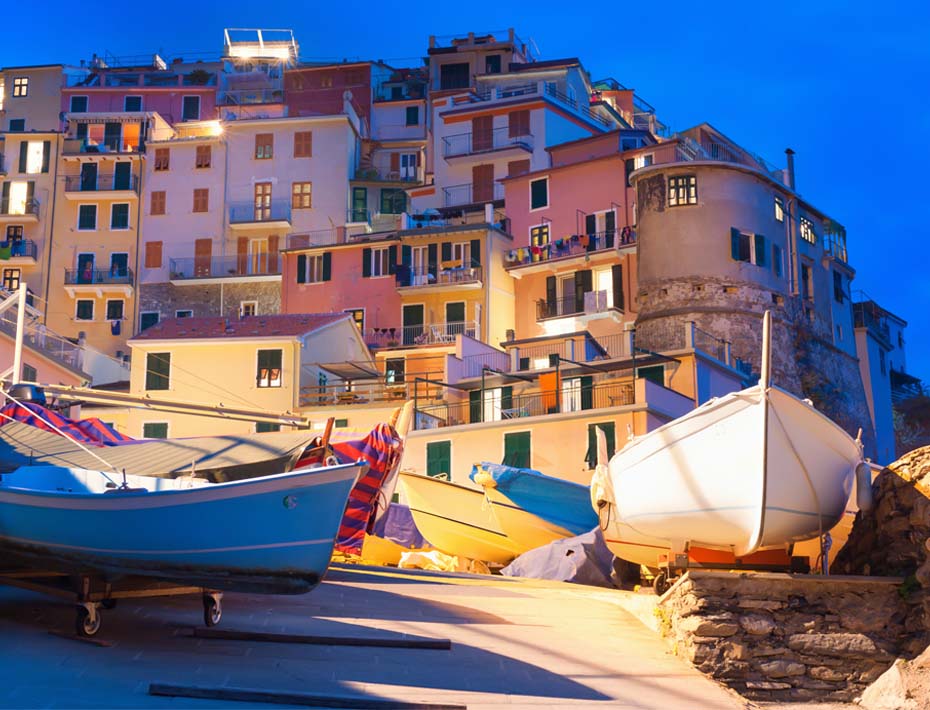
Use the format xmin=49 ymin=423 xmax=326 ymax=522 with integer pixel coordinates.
xmin=0 ymin=564 xmax=762 ymax=709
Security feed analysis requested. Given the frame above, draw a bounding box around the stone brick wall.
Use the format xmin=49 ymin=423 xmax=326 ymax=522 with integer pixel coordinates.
xmin=138 ymin=282 xmax=281 ymax=320
xmin=658 ymin=571 xmax=907 ymax=702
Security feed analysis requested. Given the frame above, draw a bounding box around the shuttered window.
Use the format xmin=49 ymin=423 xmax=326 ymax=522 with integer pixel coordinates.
xmin=530 ymin=178 xmax=548 ymax=209
xmin=426 ymin=441 xmax=451 ymax=479
xmin=150 ymin=191 xmax=166 ymax=215
xmin=195 ymin=145 xmax=211 ymax=169
xmin=145 ymin=241 xmax=162 ymax=268
xmin=145 ymin=353 xmax=171 ymax=391
xmin=192 ymin=188 xmax=209 ymax=213
xmin=503 ymin=431 xmax=531 ymax=468
xmin=255 ymin=134 xmax=273 ymax=160
xmin=257 ymin=349 xmax=283 ymax=388
xmin=294 ymin=131 xmax=312 ymax=157
xmin=154 ymin=148 xmax=169 ymax=171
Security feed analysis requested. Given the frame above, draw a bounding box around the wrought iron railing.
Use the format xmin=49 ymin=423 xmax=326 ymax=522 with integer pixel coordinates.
xmin=229 ymin=200 xmax=291 ymax=224
xmin=64 ymin=268 xmax=134 ymax=286
xmin=0 ymin=198 xmax=39 ymax=216
xmin=506 ymin=230 xmax=635 ymax=267
xmin=63 ymin=174 xmax=138 ymax=193
xmin=169 ymin=254 xmax=281 ymax=280
xmin=396 ymin=266 xmax=482 ymax=288
xmin=365 ymin=321 xmax=478 ymax=348
xmin=442 ymin=181 xmax=504 ymax=207
xmin=0 ymin=240 xmax=37 ymax=259
xmin=443 ymin=126 xmax=533 ymax=158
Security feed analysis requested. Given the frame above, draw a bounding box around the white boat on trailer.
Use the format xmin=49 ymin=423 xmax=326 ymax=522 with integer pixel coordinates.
xmin=590 ymin=311 xmax=873 ymax=592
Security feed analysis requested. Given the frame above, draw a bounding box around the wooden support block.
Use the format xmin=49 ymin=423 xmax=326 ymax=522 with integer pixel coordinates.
xmin=149 ymin=684 xmax=467 ymax=709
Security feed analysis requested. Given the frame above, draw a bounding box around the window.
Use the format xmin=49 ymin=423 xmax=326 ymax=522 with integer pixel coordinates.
xmin=181 ymin=95 xmax=201 ymax=121
xmin=22 ymin=363 xmax=37 ymax=382
xmin=503 ymin=431 xmax=531 ymax=468
xmin=23 ymin=140 xmax=47 ymax=174
xmin=729 ymin=229 xmax=767 ymax=267
xmin=139 ymin=312 xmax=159 ymax=331
xmin=240 ymin=301 xmax=257 ymax=317
xmin=320 ymin=75 xmax=333 ymax=88
xmin=257 ymin=349 xmax=283 ymax=388
xmin=2 ymin=268 xmax=21 ymax=290
xmin=176 ymin=309 xmax=193 ymax=318
xmin=668 ymin=175 xmax=698 ymax=206
xmin=509 ymin=109 xmax=530 ymax=138
xmin=385 ymin=358 xmax=405 ymax=384
xmin=773 ymin=244 xmax=784 ymax=278
xmin=294 ymin=131 xmax=312 ymax=157
xmin=344 ymin=308 xmax=364 ymax=332
xmin=142 ymin=422 xmax=169 ymax=439
xmin=77 ymin=204 xmax=97 ymax=230
xmin=255 ymin=133 xmax=273 ymax=159
xmin=380 ymin=188 xmax=406 ymax=214
xmin=405 ymin=106 xmax=419 ymax=126
xmin=530 ymin=178 xmax=548 ymax=210
xmin=833 ymin=271 xmax=845 ymax=303
xmin=106 ymin=299 xmax=124 ymax=320
xmin=775 ymin=196 xmax=785 ymax=222
xmin=12 ymin=77 xmax=28 ymax=97
xmin=800 ymin=216 xmax=816 ymax=244
xmin=144 ymin=241 xmax=162 ymax=269
xmin=70 ymin=96 xmax=88 ymax=113
xmin=370 ymin=247 xmax=390 ymax=277
xmin=110 ymin=203 xmax=129 ymax=230
xmin=485 ymin=55 xmax=502 ymax=74
xmin=145 ymin=352 xmax=171 ymax=390
xmin=154 ymin=148 xmax=169 ymax=171
xmin=8 ymin=119 xmax=25 ymax=132
xmin=300 ymin=253 xmax=331 ymax=283
xmin=124 ymin=95 xmax=142 ymax=112
xmin=75 ymin=299 xmax=94 ymax=321
xmin=530 ymin=224 xmax=550 ymax=249
xmin=439 ymin=63 xmax=469 ymax=90
xmin=801 ymin=263 xmax=813 ymax=301
xmin=150 ymin=190 xmax=166 ymax=215
xmin=195 ymin=145 xmax=211 ymax=168
xmin=192 ymin=188 xmax=209 ymax=213
xmin=426 ymin=441 xmax=451 ymax=479
xmin=256 ymin=422 xmax=281 ymax=433
xmin=292 ymin=182 xmax=312 ymax=209
xmin=6 ymin=225 xmax=23 ymax=242
xmin=585 ymin=423 xmax=616 ymax=469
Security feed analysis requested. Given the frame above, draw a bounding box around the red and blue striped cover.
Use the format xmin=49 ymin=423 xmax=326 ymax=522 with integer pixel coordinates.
xmin=0 ymin=402 xmax=133 ymax=446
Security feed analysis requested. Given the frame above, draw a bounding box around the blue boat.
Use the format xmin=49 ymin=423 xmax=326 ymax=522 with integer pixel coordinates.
xmin=469 ymin=463 xmax=597 ymax=554
xmin=0 ymin=462 xmax=364 ymax=595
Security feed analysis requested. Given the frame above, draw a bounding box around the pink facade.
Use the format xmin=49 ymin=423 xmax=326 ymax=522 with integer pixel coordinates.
xmin=285 ymin=64 xmax=372 ymax=122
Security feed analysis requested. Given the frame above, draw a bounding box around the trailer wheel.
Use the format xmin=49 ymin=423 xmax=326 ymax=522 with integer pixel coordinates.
xmin=76 ymin=605 xmax=101 ymax=637
xmin=653 ymin=571 xmax=670 ymax=596
xmin=203 ymin=594 xmax=222 ymax=627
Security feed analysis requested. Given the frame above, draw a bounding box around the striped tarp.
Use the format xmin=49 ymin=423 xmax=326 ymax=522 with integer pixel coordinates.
xmin=0 ymin=402 xmax=133 ymax=446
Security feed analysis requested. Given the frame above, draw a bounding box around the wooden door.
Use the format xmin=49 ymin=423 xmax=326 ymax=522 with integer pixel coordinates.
xmin=472 ymin=115 xmax=492 ymax=152
xmin=472 ymin=164 xmax=494 ymax=203
xmin=194 ymin=238 xmax=212 ymax=277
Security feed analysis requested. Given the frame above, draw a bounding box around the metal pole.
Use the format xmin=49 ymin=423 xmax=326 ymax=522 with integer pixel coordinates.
xmin=480 ymin=367 xmax=486 ymax=423
xmin=12 ymin=283 xmax=27 ymax=383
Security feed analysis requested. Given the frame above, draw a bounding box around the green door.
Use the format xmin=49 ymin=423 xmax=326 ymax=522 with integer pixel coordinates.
xmin=402 ymin=304 xmax=424 ymax=345
xmin=351 ymin=187 xmax=368 ymax=222
xmin=503 ymin=431 xmax=531 ymax=468
xmin=426 ymin=441 xmax=451 ymax=480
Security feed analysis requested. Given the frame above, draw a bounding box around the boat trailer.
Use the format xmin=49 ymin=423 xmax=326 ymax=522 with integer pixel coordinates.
xmin=0 ymin=567 xmax=223 ymax=637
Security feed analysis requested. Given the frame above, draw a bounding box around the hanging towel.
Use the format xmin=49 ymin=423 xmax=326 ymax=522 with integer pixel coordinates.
xmin=110 ymin=320 xmax=121 ymax=335
xmin=579 ymin=234 xmax=590 ymax=248
xmin=539 ymin=371 xmax=561 ymax=413
xmin=0 ymin=246 xmax=11 ymax=261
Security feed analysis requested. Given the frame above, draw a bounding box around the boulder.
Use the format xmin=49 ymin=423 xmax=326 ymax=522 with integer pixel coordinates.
xmin=859 ymin=644 xmax=930 ymax=710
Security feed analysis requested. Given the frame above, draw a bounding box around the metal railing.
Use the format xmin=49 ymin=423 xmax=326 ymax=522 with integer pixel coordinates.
xmin=442 ymin=181 xmax=504 ymax=207
xmin=64 ymin=268 xmax=134 ymax=286
xmin=537 ymin=291 xmax=612 ymax=320
xmin=596 ymin=332 xmax=634 ymax=359
xmin=543 ymin=83 xmax=612 ymax=127
xmin=365 ymin=321 xmax=478 ymax=348
xmin=169 ymin=254 xmax=281 ymax=280
xmin=665 ymin=135 xmax=786 ymax=185
xmin=396 ymin=266 xmax=482 ymax=288
xmin=229 ymin=200 xmax=291 ymax=224
xmin=63 ymin=174 xmax=139 ymax=193
xmin=473 ymin=82 xmax=538 ymax=101
xmin=0 ymin=240 xmax=37 ymax=259
xmin=459 ymin=350 xmax=511 ymax=378
xmin=692 ymin=325 xmax=728 ymax=363
xmin=443 ymin=127 xmax=533 ymax=158
xmin=506 ymin=230 xmax=635 ymax=267
xmin=63 ymin=136 xmax=143 ymax=154
xmin=354 ymin=166 xmax=422 ymax=183
xmin=414 ymin=380 xmax=635 ymax=429
xmin=218 ymin=88 xmax=284 ymax=106
xmin=853 ymin=301 xmax=891 ymax=342
xmin=0 ymin=199 xmax=39 ymax=217
xmin=0 ymin=313 xmax=84 ymax=372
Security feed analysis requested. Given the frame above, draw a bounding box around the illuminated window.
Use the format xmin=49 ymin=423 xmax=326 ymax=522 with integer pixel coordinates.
xmin=195 ymin=145 xmax=211 ymax=168
xmin=530 ymin=224 xmax=550 ymax=247
xmin=344 ymin=308 xmax=364 ymax=332
xmin=257 ymin=349 xmax=282 ymax=388
xmin=668 ymin=175 xmax=697 ymax=206
xmin=254 ymin=133 xmax=273 ymax=159
xmin=12 ymin=77 xmax=28 ymax=97
xmin=775 ymin=196 xmax=785 ymax=222
xmin=800 ymin=216 xmax=816 ymax=244
xmin=292 ymin=182 xmax=312 ymax=209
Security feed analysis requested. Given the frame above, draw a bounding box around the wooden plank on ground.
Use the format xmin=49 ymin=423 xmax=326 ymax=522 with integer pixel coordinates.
xmin=149 ymin=684 xmax=467 ymax=709
xmin=191 ymin=627 xmax=451 ymax=650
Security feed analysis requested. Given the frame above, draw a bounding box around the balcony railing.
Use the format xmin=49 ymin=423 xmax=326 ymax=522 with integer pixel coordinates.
xmin=0 ymin=199 xmax=39 ymax=217
xmin=169 ymin=254 xmax=281 ymax=280
xmin=0 ymin=240 xmax=37 ymax=259
xmin=506 ymin=230 xmax=635 ymax=267
xmin=459 ymin=350 xmax=511 ymax=378
xmin=64 ymin=268 xmax=134 ymax=286
xmin=414 ymin=380 xmax=635 ymax=429
xmin=364 ymin=321 xmax=478 ymax=348
xmin=0 ymin=313 xmax=84 ymax=373
xmin=537 ymin=290 xmax=613 ymax=321
xmin=64 ymin=174 xmax=139 ymax=193
xmin=655 ymin=135 xmax=786 ymax=185
xmin=396 ymin=265 xmax=482 ymax=288
xmin=543 ymin=83 xmax=612 ymax=128
xmin=218 ymin=88 xmax=284 ymax=106
xmin=443 ymin=181 xmax=504 ymax=207
xmin=229 ymin=200 xmax=291 ymax=224
xmin=354 ymin=166 xmax=422 ymax=183
xmin=63 ymin=137 xmax=143 ymax=155
xmin=443 ymin=127 xmax=533 ymax=158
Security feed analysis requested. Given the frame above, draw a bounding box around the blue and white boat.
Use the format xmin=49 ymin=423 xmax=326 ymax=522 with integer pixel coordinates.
xmin=470 ymin=463 xmax=597 ymax=554
xmin=0 ymin=462 xmax=364 ymax=594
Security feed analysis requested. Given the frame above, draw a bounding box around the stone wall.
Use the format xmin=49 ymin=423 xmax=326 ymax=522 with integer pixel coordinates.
xmin=138 ymin=282 xmax=281 ymax=320
xmin=657 ymin=571 xmax=907 ymax=702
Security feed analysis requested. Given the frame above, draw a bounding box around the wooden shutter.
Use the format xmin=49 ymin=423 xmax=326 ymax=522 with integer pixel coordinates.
xmin=322 ymin=252 xmax=332 ymax=281
xmin=362 ymin=248 xmax=372 ymax=277
xmin=574 ymin=270 xmax=592 ymax=313
xmin=194 ymin=238 xmax=212 ymax=277
xmin=41 ymin=141 xmax=51 ymax=173
xmin=612 ymin=264 xmax=625 ymax=311
xmin=469 ymin=239 xmax=481 ymax=267
xmin=237 ymin=237 xmax=248 ymax=274
xmin=390 ymin=153 xmax=400 ymax=174
xmin=472 ymin=115 xmax=492 ymax=151
xmin=754 ymin=234 xmax=766 ymax=267
xmin=18 ymin=142 xmax=27 ymax=172
xmin=441 ymin=242 xmax=452 ymax=261
xmin=545 ymin=275 xmax=557 ymax=316
xmin=507 ymin=159 xmax=530 ymax=177
xmin=296 ymin=254 xmax=307 ymax=283
xmin=144 ymin=241 xmax=163 ymax=269
xmin=268 ymin=235 xmax=280 ymax=272
xmin=508 ymin=109 xmax=529 ymax=137
xmin=730 ymin=228 xmax=741 ymax=260
xmin=472 ymin=164 xmax=494 ymax=203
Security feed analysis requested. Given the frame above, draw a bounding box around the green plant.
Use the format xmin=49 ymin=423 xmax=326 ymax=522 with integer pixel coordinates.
xmin=898 ymin=574 xmax=921 ymax=599
xmin=186 ymin=69 xmax=211 ymax=86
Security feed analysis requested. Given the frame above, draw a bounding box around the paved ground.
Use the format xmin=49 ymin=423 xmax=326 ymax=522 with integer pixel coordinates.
xmin=0 ymin=564 xmax=844 ymax=709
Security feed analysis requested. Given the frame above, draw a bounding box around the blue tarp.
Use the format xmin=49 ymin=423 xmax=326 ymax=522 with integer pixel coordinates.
xmin=500 ymin=528 xmax=617 ymax=588
xmin=372 ymin=503 xmax=430 ymax=550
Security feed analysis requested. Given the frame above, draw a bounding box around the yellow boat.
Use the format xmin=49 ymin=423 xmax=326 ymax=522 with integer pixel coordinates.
xmin=398 ymin=472 xmax=522 ymax=565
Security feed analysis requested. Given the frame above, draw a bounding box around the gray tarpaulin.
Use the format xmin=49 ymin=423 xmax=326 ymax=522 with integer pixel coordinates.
xmin=0 ymin=421 xmax=319 ymax=482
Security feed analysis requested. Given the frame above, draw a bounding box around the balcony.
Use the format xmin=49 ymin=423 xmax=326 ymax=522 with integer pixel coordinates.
xmin=364 ymin=321 xmax=478 ymax=348
xmin=353 ymin=166 xmax=423 ymax=184
xmin=506 ymin=230 xmax=636 ymax=270
xmin=64 ymin=267 xmax=134 ymax=297
xmin=641 ymin=133 xmax=786 ymax=186
xmin=62 ymin=137 xmax=143 ymax=155
xmin=396 ymin=265 xmax=483 ymax=292
xmin=63 ymin=173 xmax=139 ymax=199
xmin=443 ymin=181 xmax=504 ymax=208
xmin=218 ymin=88 xmax=284 ymax=107
xmin=443 ymin=127 xmax=533 ymax=160
xmin=169 ymin=254 xmax=281 ymax=285
xmin=537 ymin=291 xmax=616 ymax=321
xmin=0 ymin=198 xmax=39 ymax=223
xmin=0 ymin=239 xmax=38 ymax=264
xmin=229 ymin=200 xmax=291 ymax=230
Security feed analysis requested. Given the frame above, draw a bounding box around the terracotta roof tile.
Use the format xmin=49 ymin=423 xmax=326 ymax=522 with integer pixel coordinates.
xmin=130 ymin=313 xmax=349 ymax=341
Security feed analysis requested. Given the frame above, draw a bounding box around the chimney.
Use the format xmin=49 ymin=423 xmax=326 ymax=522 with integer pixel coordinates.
xmin=785 ymin=148 xmax=796 ymax=191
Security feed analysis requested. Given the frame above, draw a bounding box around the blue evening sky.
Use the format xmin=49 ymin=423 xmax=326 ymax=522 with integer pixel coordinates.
xmin=4 ymin=1 xmax=929 ymax=382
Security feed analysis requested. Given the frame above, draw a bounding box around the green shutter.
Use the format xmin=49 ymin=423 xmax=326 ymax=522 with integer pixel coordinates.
xmin=145 ymin=353 xmax=170 ymax=391
xmin=362 ymin=248 xmax=371 ymax=277
xmin=401 ymin=244 xmax=412 ymax=265
xmin=580 ymin=375 xmax=594 ymax=410
xmin=296 ymin=254 xmax=307 ymax=283
xmin=574 ymin=270 xmax=592 ymax=313
xmin=585 ymin=422 xmax=616 ymax=469
xmin=427 ymin=243 xmax=437 ymax=277
xmin=441 ymin=241 xmax=452 ymax=261
xmin=18 ymin=142 xmax=27 ymax=173
xmin=322 ymin=252 xmax=332 ymax=281
xmin=754 ymin=234 xmax=766 ymax=267
xmin=612 ymin=264 xmax=624 ymax=311
xmin=503 ymin=431 xmax=531 ymax=468
xmin=470 ymin=238 xmax=481 ymax=266
xmin=388 ymin=245 xmax=397 ymax=275
xmin=730 ymin=228 xmax=741 ymax=261
xmin=519 ymin=357 xmax=530 ymax=370
xmin=41 ymin=141 xmax=51 ymax=173
xmin=548 ymin=353 xmax=559 ymax=367
xmin=426 ymin=441 xmax=451 ymax=479
xmin=545 ymin=275 xmax=556 ymax=315
xmin=500 ymin=386 xmax=512 ymax=412
xmin=469 ymin=390 xmax=482 ymax=423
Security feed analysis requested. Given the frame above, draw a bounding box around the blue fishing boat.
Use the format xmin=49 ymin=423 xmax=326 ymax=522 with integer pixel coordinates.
xmin=470 ymin=463 xmax=597 ymax=554
xmin=0 ymin=462 xmax=364 ymax=595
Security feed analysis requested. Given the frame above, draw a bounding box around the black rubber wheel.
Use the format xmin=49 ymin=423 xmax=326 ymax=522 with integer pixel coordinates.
xmin=653 ymin=571 xmax=670 ymax=596
xmin=203 ymin=595 xmax=221 ymax=627
xmin=101 ymin=599 xmax=117 ymax=610
xmin=76 ymin=606 xmax=101 ymax=637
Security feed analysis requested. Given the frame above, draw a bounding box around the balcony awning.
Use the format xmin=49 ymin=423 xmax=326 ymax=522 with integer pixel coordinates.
xmin=316 ymin=362 xmax=382 ymax=381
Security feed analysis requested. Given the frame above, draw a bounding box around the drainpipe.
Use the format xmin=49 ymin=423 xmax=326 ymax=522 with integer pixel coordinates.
xmin=222 ymin=128 xmax=230 ymax=316
xmin=785 ymin=149 xmax=799 ymax=297
xmin=131 ymin=156 xmax=143 ymax=333
xmin=42 ymin=134 xmax=62 ymax=323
